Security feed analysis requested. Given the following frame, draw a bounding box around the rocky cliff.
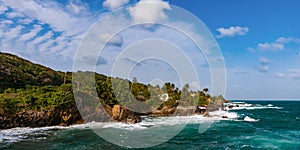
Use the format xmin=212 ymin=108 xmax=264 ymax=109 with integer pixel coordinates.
xmin=0 ymin=102 xmax=141 ymax=129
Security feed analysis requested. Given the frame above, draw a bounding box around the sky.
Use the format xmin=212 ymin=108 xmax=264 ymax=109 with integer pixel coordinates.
xmin=0 ymin=0 xmax=300 ymax=100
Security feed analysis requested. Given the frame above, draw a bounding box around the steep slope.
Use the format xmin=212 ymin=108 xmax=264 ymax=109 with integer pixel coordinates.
xmin=0 ymin=52 xmax=65 ymax=92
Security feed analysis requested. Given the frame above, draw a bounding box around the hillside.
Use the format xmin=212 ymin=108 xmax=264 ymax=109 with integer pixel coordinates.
xmin=0 ymin=52 xmax=221 ymax=129
xmin=0 ymin=52 xmax=67 ymax=93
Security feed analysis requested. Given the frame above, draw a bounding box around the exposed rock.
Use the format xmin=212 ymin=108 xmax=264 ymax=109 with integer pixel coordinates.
xmin=174 ymin=108 xmax=195 ymax=116
xmin=0 ymin=103 xmax=143 ymax=129
xmin=150 ymin=106 xmax=177 ymax=117
xmin=111 ymin=105 xmax=141 ymax=123
xmin=0 ymin=102 xmax=84 ymax=129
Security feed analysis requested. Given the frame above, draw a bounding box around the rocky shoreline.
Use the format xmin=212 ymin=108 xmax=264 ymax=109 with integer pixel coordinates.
xmin=0 ymin=102 xmax=145 ymax=129
xmin=0 ymin=97 xmax=229 ymax=130
xmin=0 ymin=103 xmax=214 ymax=130
xmin=1 ymin=52 xmax=225 ymax=130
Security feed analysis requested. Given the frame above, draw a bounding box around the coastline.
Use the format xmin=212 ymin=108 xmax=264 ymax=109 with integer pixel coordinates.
xmin=0 ymin=52 xmax=226 ymax=130
xmin=0 ymin=100 xmax=229 ymax=130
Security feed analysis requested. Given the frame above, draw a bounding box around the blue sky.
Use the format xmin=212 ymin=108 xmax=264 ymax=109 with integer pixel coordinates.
xmin=1 ymin=0 xmax=300 ymax=100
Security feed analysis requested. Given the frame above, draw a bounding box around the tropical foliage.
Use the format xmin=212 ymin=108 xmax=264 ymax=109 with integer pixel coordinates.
xmin=0 ymin=52 xmax=213 ymax=114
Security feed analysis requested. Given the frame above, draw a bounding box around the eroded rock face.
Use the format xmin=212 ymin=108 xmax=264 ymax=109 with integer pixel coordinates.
xmin=0 ymin=103 xmax=142 ymax=129
xmin=111 ymin=105 xmax=141 ymax=124
xmin=0 ymin=102 xmax=84 ymax=129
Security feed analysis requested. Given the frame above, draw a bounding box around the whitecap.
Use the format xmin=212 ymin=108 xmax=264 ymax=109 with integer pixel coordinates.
xmin=0 ymin=126 xmax=68 ymax=143
xmin=208 ymin=110 xmax=238 ymax=119
xmin=225 ymin=102 xmax=284 ymax=110
xmin=244 ymin=116 xmax=259 ymax=122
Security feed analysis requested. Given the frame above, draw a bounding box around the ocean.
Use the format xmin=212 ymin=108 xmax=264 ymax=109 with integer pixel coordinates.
xmin=1 ymin=101 xmax=300 ymax=149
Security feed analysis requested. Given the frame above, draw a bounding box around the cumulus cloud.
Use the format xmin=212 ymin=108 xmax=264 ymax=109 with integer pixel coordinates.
xmin=128 ymin=0 xmax=171 ymax=24
xmin=258 ymin=42 xmax=284 ymax=51
xmin=251 ymin=37 xmax=300 ymax=52
xmin=216 ymin=26 xmax=249 ymax=38
xmin=103 ymin=0 xmax=130 ymax=10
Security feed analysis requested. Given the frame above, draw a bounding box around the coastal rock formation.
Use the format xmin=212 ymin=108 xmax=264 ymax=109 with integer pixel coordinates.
xmin=111 ymin=105 xmax=141 ymax=123
xmin=0 ymin=102 xmax=83 ymax=129
xmin=0 ymin=52 xmax=227 ymax=129
xmin=0 ymin=103 xmax=142 ymax=129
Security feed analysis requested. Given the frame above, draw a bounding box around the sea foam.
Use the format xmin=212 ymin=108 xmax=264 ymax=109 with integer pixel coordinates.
xmin=244 ymin=116 xmax=259 ymax=122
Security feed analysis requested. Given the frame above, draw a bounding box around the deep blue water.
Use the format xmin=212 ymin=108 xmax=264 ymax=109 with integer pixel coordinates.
xmin=1 ymin=101 xmax=300 ymax=149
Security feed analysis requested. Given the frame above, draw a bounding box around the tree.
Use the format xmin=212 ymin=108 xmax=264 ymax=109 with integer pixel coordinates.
xmin=203 ymin=88 xmax=209 ymax=93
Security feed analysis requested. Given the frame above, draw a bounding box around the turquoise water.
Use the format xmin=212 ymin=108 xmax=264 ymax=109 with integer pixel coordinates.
xmin=1 ymin=101 xmax=300 ymax=149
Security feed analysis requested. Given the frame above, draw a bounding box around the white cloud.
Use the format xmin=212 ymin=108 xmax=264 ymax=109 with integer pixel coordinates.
xmin=288 ymin=69 xmax=300 ymax=79
xmin=98 ymin=33 xmax=123 ymax=47
xmin=66 ymin=1 xmax=89 ymax=15
xmin=6 ymin=11 xmax=24 ymax=18
xmin=1 ymin=25 xmax=23 ymax=40
xmin=0 ymin=0 xmax=97 ymax=70
xmin=103 ymin=0 xmax=130 ymax=10
xmin=257 ymin=64 xmax=269 ymax=73
xmin=38 ymin=39 xmax=55 ymax=52
xmin=2 ymin=0 xmax=93 ymax=36
xmin=17 ymin=18 xmax=33 ymax=24
xmin=0 ymin=0 xmax=220 ymax=76
xmin=29 ymin=31 xmax=53 ymax=46
xmin=252 ymin=37 xmax=300 ymax=52
xmin=258 ymin=42 xmax=284 ymax=51
xmin=247 ymin=47 xmax=255 ymax=53
xmin=216 ymin=26 xmax=249 ymax=38
xmin=19 ymin=25 xmax=43 ymax=41
xmin=275 ymin=37 xmax=300 ymax=43
xmin=256 ymin=57 xmax=270 ymax=73
xmin=0 ymin=4 xmax=8 ymax=14
xmin=1 ymin=20 xmax=13 ymax=25
xmin=128 ymin=0 xmax=171 ymax=24
xmin=274 ymin=73 xmax=285 ymax=78
xmin=259 ymin=57 xmax=270 ymax=65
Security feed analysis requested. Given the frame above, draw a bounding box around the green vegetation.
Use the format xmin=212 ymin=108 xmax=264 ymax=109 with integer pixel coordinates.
xmin=0 ymin=52 xmax=70 ymax=93
xmin=0 ymin=84 xmax=74 ymax=114
xmin=0 ymin=52 xmax=214 ymax=115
